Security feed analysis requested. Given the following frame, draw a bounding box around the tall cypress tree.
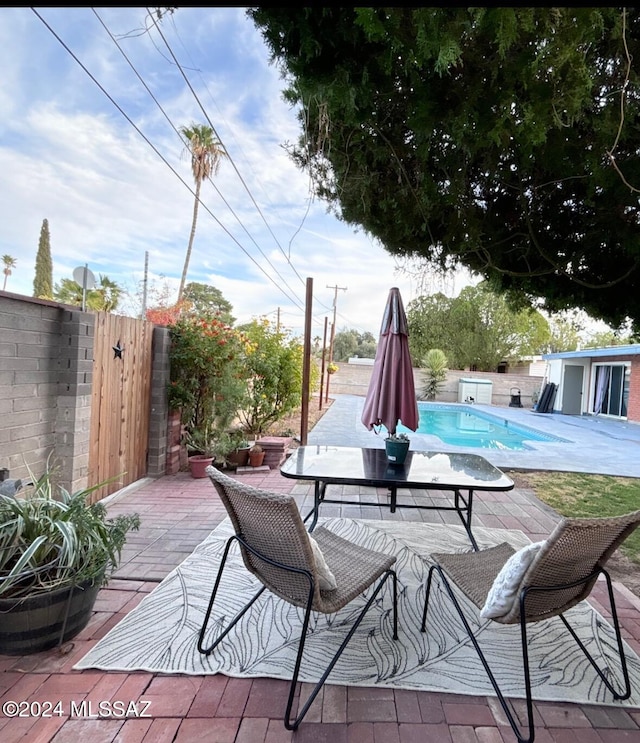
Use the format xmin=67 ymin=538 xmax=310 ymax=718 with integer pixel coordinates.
xmin=33 ymin=219 xmax=53 ymax=299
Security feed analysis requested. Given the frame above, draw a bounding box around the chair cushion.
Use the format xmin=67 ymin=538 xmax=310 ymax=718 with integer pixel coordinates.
xmin=309 ymin=535 xmax=338 ymax=590
xmin=480 ymin=541 xmax=545 ymax=619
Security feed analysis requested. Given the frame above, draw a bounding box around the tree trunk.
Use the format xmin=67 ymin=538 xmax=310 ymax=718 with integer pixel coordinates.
xmin=178 ymin=179 xmax=202 ymax=301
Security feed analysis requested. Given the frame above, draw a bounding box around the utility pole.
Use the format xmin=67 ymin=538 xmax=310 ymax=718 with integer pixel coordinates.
xmin=319 ymin=316 xmax=328 ymax=410
xmin=300 ymin=279 xmax=313 ymax=445
xmin=325 ymin=284 xmax=347 ymax=402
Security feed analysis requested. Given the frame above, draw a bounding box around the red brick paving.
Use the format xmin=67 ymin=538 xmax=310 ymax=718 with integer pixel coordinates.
xmin=1 ymin=468 xmax=639 ymax=742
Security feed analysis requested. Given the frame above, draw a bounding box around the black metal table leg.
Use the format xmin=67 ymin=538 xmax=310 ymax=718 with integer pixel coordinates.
xmin=454 ymin=489 xmax=478 ymax=550
xmin=304 ymin=480 xmax=327 ymax=531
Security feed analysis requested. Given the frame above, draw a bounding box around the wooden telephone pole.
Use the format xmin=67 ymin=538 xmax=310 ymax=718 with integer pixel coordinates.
xmin=325 ymin=284 xmax=347 ymax=402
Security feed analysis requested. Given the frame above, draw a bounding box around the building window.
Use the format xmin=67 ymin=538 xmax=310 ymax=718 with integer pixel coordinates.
xmin=591 ymin=362 xmax=630 ymax=418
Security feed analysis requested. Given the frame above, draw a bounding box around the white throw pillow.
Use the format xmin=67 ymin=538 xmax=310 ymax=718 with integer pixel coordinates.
xmin=308 ymin=536 xmax=338 ymax=591
xmin=480 ymin=541 xmax=545 ymax=620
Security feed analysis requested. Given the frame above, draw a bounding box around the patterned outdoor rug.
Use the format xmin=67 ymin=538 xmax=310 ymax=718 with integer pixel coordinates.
xmin=75 ymin=517 xmax=640 ymax=707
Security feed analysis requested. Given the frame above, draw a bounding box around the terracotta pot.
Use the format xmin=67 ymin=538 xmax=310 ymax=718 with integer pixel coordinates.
xmin=188 ymin=454 xmax=214 ymax=478
xmin=249 ymin=451 xmax=265 ymax=467
xmin=227 ymin=446 xmax=250 ymax=467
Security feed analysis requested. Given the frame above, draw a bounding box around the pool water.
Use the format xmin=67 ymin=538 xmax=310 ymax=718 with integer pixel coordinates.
xmin=397 ymin=403 xmax=568 ymax=451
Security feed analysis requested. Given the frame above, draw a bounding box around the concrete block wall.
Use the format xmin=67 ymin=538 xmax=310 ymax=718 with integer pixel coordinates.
xmin=0 ymin=293 xmax=169 ymax=491
xmin=0 ymin=293 xmax=67 ymax=483
xmin=56 ymin=309 xmax=95 ymax=493
xmin=147 ymin=325 xmax=171 ymax=477
xmin=327 ymin=361 xmax=544 ymax=408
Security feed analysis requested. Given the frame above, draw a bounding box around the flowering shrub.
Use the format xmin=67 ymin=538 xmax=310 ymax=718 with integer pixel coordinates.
xmin=238 ymin=318 xmax=312 ymax=435
xmin=168 ymin=315 xmax=250 ymax=435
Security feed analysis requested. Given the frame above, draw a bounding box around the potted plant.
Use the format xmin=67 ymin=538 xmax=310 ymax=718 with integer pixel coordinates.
xmin=327 ymin=362 xmax=339 ymax=375
xmin=184 ymin=423 xmax=218 ymax=478
xmin=248 ymin=443 xmax=265 ymax=467
xmin=384 ymin=432 xmax=411 ymax=465
xmin=0 ymin=464 xmax=140 ymax=655
xmin=225 ymin=431 xmax=251 ymax=468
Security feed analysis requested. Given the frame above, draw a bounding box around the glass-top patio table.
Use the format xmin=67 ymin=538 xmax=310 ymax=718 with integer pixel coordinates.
xmin=280 ymin=446 xmax=514 ymax=550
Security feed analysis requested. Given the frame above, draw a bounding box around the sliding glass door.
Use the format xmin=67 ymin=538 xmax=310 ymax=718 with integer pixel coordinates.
xmin=591 ymin=363 xmax=630 ymax=418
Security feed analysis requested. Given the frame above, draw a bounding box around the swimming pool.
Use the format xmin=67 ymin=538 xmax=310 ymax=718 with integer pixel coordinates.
xmin=397 ymin=403 xmax=569 ymax=450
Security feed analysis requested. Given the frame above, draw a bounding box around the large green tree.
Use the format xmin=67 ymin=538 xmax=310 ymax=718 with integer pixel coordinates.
xmin=250 ymin=7 xmax=640 ymax=329
xmin=182 ymin=281 xmax=235 ymax=323
xmin=178 ymin=124 xmax=226 ymax=302
xmin=407 ymin=283 xmax=551 ymax=370
xmin=331 ymin=329 xmax=377 ymax=361
xmin=33 ymin=219 xmax=53 ymax=299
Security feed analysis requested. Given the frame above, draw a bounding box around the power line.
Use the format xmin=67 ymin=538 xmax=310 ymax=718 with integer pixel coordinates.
xmin=145 ymin=8 xmax=334 ymax=316
xmin=31 ymin=7 xmax=306 ymax=314
xmin=102 ymin=7 xmax=337 ymax=330
xmin=92 ymin=8 xmax=308 ymax=313
xmin=33 ymin=8 xmax=364 ymax=335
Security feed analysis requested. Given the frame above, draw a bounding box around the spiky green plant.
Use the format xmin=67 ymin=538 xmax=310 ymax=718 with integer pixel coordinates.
xmin=0 ymin=464 xmax=139 ymax=598
xmin=421 ymin=348 xmax=448 ymax=401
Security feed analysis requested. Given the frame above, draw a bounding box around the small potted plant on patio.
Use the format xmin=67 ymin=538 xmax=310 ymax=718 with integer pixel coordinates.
xmin=184 ymin=422 xmax=219 ymax=477
xmin=248 ymin=443 xmax=265 ymax=467
xmin=384 ymin=432 xmax=410 ymax=465
xmin=225 ymin=431 xmax=251 ymax=469
xmin=0 ymin=463 xmax=140 ymax=655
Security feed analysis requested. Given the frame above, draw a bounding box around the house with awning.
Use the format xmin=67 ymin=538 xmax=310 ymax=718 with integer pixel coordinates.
xmin=541 ymin=345 xmax=640 ymax=423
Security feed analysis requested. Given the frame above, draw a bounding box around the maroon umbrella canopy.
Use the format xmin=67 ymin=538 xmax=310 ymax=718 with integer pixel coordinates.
xmin=361 ymin=287 xmax=419 ymax=435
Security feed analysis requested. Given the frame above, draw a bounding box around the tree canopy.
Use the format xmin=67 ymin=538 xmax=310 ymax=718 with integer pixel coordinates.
xmin=249 ymin=7 xmax=640 ymax=329
xmin=407 ymin=283 xmax=551 ymax=371
xmin=331 ymin=329 xmax=377 ymax=361
xmin=54 ymin=275 xmax=122 ymax=312
xmin=182 ymin=282 xmax=235 ymax=323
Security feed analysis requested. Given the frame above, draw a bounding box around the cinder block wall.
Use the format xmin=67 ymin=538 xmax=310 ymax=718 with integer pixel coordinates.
xmin=326 ymin=362 xmax=545 ymax=407
xmin=0 ymin=293 xmax=75 ymax=485
xmin=0 ymin=293 xmax=169 ymax=491
xmin=147 ymin=325 xmax=171 ymax=478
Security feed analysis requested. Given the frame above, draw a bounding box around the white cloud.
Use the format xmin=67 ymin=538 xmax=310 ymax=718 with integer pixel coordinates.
xmin=0 ymin=7 xmax=470 ymax=338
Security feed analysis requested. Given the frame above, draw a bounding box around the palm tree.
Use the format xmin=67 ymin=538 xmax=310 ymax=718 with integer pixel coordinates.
xmin=2 ymin=255 xmax=16 ymax=291
xmin=178 ymin=124 xmax=226 ymax=302
xmin=53 ymin=274 xmax=122 ymax=312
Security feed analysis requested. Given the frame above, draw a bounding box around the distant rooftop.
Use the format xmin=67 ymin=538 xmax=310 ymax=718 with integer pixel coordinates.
xmin=543 ymin=344 xmax=640 ymax=360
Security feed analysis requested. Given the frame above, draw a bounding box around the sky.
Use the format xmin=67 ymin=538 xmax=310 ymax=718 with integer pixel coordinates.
xmin=0 ymin=6 xmax=477 ymax=338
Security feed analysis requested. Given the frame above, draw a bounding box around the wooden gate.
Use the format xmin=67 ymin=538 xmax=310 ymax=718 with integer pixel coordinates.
xmin=88 ymin=313 xmax=154 ymax=503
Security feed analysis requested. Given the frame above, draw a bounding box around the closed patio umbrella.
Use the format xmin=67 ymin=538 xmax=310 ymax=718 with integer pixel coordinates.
xmin=361 ymin=287 xmax=419 ymax=436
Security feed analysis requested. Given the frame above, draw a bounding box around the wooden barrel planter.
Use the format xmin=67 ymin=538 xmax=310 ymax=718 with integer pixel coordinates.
xmin=0 ymin=577 xmax=102 ymax=655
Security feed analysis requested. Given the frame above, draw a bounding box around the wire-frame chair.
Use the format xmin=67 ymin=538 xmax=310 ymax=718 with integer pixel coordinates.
xmin=200 ymin=465 xmax=398 ymax=730
xmin=421 ymin=510 xmax=640 ymax=743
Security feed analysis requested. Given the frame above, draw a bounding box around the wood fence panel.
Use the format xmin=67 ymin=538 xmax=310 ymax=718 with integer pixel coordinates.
xmin=88 ymin=313 xmax=154 ymax=503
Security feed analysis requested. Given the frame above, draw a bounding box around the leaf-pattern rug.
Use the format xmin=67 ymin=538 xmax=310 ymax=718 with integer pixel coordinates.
xmin=75 ymin=518 xmax=640 ymax=707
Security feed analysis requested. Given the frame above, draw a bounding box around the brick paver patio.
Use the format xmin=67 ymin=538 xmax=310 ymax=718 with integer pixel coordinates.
xmin=2 ymin=463 xmax=640 ymax=742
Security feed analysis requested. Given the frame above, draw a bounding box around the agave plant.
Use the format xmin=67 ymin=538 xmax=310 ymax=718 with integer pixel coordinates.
xmin=0 ymin=464 xmax=140 ymax=599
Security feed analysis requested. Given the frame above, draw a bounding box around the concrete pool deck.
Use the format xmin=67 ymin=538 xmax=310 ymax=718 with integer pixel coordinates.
xmin=308 ymin=394 xmax=640 ymax=477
